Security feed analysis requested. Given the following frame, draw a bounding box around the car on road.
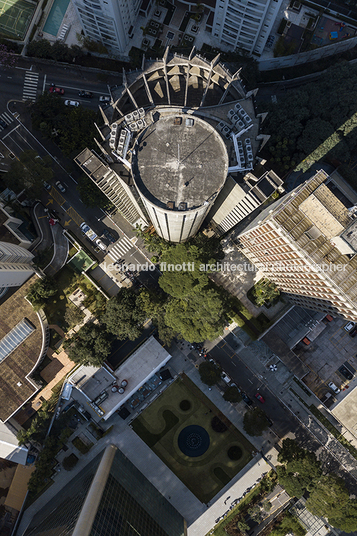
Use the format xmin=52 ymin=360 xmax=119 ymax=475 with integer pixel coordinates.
xmin=95 ymin=238 xmax=106 ymax=251
xmin=49 ymin=86 xmax=64 ymax=95
xmin=241 ymin=393 xmax=253 ymax=406
xmin=99 ymin=95 xmax=111 ymax=102
xmin=55 ymin=181 xmax=66 ymax=193
xmin=344 ymin=321 xmax=355 ymax=332
xmin=339 ymin=365 xmax=354 ymax=380
xmin=64 ymin=100 xmax=79 ymax=107
xmin=79 ymin=90 xmax=93 ymax=98
xmin=221 ymin=371 xmax=232 ymax=385
xmin=255 ymin=392 xmax=265 ymax=403
xmin=43 ymin=181 xmax=51 ymax=191
xmin=102 ymin=228 xmax=116 ymax=243
xmin=328 ymin=381 xmax=341 ymax=394
xmin=0 ymin=119 xmax=7 ymax=129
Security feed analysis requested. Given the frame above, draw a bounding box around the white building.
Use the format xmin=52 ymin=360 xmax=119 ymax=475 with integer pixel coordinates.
xmin=72 ymin=0 xmax=145 ymax=54
xmin=0 ymin=241 xmax=34 ymax=291
xmin=211 ymin=0 xmax=284 ymax=56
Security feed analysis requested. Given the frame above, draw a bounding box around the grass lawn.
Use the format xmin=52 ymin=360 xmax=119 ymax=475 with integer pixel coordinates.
xmin=132 ymin=374 xmax=254 ymax=504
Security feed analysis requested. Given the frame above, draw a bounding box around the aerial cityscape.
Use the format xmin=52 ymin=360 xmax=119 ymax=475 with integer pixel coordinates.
xmin=1 ymin=0 xmax=357 ymax=535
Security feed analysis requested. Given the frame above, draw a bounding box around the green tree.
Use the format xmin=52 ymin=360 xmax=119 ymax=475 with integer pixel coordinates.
xmin=223 ymin=386 xmax=242 ymax=403
xmin=64 ymin=305 xmax=84 ymax=328
xmin=62 ymin=453 xmax=79 ymax=471
xmin=27 ymin=39 xmax=53 ymax=59
xmin=76 ymin=174 xmax=113 ymax=209
xmin=27 ymin=277 xmax=58 ymax=309
xmin=137 ymin=289 xmax=177 ymax=346
xmin=102 ymin=289 xmax=146 ymax=340
xmin=164 ymin=288 xmax=226 ymax=342
xmin=243 ymin=407 xmax=269 ymax=436
xmin=236 ymin=520 xmax=250 ymax=533
xmin=198 ymin=361 xmax=221 ymax=386
xmin=0 ymin=44 xmax=16 ymax=68
xmin=4 ymin=150 xmax=53 ymax=197
xmin=64 ymin=322 xmax=113 ymax=366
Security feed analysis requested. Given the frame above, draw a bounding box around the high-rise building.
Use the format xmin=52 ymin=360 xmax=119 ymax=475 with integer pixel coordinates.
xmin=235 ymin=169 xmax=357 ymax=321
xmin=72 ymin=0 xmax=145 ymax=54
xmin=76 ymin=50 xmax=279 ymax=242
xmin=22 ymin=444 xmax=186 ymax=536
xmin=210 ymin=0 xmax=284 ymax=56
xmin=0 ymin=241 xmax=34 ymax=293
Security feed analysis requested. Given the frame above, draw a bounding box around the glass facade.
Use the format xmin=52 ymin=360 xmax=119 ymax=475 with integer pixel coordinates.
xmin=23 ymin=446 xmax=186 ymax=536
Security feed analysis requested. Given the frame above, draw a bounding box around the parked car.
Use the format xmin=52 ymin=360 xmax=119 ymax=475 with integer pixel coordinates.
xmin=349 ymin=325 xmax=357 ymax=338
xmin=43 ymin=181 xmax=51 ymax=191
xmin=241 ymin=393 xmax=253 ymax=406
xmin=339 ymin=366 xmax=354 ymax=380
xmin=255 ymin=392 xmax=265 ymax=403
xmin=55 ymin=181 xmax=66 ymax=193
xmin=344 ymin=321 xmax=355 ymax=332
xmin=49 ymin=86 xmax=64 ymax=94
xmin=0 ymin=119 xmax=7 ymax=129
xmin=95 ymin=238 xmax=106 ymax=251
xmin=78 ymin=90 xmax=93 ymax=98
xmin=102 ymin=228 xmax=116 ymax=243
xmin=99 ymin=95 xmax=111 ymax=102
xmin=328 ymin=381 xmax=341 ymax=394
xmin=221 ymin=372 xmax=232 ymax=385
xmin=64 ymin=100 xmax=79 ymax=107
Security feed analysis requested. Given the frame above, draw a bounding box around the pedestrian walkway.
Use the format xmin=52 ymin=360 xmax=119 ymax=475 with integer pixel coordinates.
xmin=22 ymin=71 xmax=39 ymax=102
xmin=108 ymin=236 xmax=134 ymax=262
xmin=0 ymin=111 xmax=14 ymax=130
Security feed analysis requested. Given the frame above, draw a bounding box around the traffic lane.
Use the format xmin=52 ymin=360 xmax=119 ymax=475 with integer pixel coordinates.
xmin=1 ymin=125 xmax=36 ymax=153
xmin=208 ymin=343 xmax=294 ymax=438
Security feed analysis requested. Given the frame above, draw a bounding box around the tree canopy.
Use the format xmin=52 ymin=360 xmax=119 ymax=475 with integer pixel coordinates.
xmin=243 ymin=407 xmax=269 ymax=436
xmin=102 ymin=288 xmax=147 ymax=341
xmin=276 ymin=439 xmax=357 ymax=531
xmin=262 ymin=61 xmax=357 ymax=174
xmin=4 ymin=150 xmax=53 ymax=197
xmin=63 ymin=322 xmax=113 ymax=366
xmin=76 ymin=174 xmax=113 ymax=209
xmin=198 ymin=361 xmax=222 ymax=386
xmin=27 ymin=277 xmax=57 ymax=310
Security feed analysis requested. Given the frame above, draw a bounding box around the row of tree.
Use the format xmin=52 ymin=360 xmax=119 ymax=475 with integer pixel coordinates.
xmin=276 ymin=439 xmax=357 ymax=531
xmin=262 ymin=61 xmax=357 ymax=173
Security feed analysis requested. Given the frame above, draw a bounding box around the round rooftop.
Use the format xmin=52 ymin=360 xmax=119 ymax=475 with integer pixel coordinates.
xmin=132 ymin=114 xmax=228 ymax=210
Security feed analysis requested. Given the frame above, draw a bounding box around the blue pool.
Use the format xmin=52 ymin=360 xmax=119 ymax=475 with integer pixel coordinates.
xmin=43 ymin=0 xmax=70 ymax=36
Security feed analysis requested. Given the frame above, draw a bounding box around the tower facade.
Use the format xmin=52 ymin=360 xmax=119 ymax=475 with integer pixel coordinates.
xmin=211 ymin=0 xmax=284 ymax=56
xmin=72 ymin=0 xmax=142 ymax=53
xmin=0 ymin=241 xmax=34 ymax=290
xmin=236 ymin=170 xmax=357 ymax=321
xmin=23 ymin=445 xmax=186 ymax=536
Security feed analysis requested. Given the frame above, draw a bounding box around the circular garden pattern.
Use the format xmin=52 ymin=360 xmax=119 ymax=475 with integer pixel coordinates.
xmin=179 ymin=399 xmax=191 ymax=411
xmin=227 ymin=445 xmax=243 ymax=460
xmin=211 ymin=416 xmax=228 ymax=433
xmin=178 ymin=425 xmax=210 ymax=457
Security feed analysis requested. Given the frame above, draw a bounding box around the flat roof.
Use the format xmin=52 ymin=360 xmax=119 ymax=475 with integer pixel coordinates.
xmin=70 ymin=336 xmax=171 ymax=421
xmin=332 ymin=385 xmax=357 ymax=438
xmin=132 ymin=114 xmax=228 ymax=210
xmin=0 ymin=275 xmax=43 ymax=422
xmin=0 ymin=421 xmax=28 ymax=464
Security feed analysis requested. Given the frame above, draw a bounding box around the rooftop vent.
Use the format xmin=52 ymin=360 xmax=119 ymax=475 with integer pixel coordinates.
xmin=167 ymin=201 xmax=175 ymax=209
xmin=174 ymin=117 xmax=182 ymax=125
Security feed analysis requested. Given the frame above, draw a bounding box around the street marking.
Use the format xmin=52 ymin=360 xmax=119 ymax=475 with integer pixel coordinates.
xmin=64 ymin=220 xmax=72 ymax=226
xmin=2 ymin=124 xmax=20 ymax=138
xmin=22 ymin=70 xmax=39 ymax=102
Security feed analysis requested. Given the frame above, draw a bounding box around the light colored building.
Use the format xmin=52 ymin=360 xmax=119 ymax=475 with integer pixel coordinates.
xmin=76 ymin=50 xmax=279 ymax=242
xmin=211 ymin=0 xmax=284 ymax=56
xmin=0 ymin=241 xmax=34 ymax=291
xmin=236 ymin=169 xmax=357 ymax=322
xmin=72 ymin=0 xmax=145 ymax=53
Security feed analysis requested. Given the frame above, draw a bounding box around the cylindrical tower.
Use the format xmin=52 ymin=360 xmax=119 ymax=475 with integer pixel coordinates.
xmin=132 ymin=113 xmax=228 ymax=243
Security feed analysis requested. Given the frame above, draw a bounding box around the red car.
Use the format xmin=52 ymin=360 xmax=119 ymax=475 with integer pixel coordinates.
xmin=49 ymin=86 xmax=64 ymax=95
xmin=255 ymin=392 xmax=265 ymax=403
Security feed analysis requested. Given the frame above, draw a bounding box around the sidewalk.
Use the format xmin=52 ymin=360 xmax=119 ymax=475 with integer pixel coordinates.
xmin=214 ymin=325 xmax=357 ymax=480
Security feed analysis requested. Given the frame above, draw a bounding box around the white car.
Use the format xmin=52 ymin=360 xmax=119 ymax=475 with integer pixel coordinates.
xmin=55 ymin=181 xmax=66 ymax=193
xmin=221 ymin=372 xmax=232 ymax=385
xmin=99 ymin=96 xmax=111 ymax=102
xmin=328 ymin=381 xmax=341 ymax=394
xmin=95 ymin=239 xmax=106 ymax=251
xmin=344 ymin=322 xmax=355 ymax=332
xmin=64 ymin=100 xmax=79 ymax=107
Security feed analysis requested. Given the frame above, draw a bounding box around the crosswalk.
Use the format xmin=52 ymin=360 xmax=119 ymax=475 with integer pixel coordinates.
xmin=108 ymin=236 xmax=134 ymax=262
xmin=22 ymin=71 xmax=39 ymax=102
xmin=0 ymin=111 xmax=14 ymax=131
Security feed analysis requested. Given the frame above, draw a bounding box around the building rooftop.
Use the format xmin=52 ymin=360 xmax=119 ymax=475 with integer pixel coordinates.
xmin=132 ymin=114 xmax=228 ymax=210
xmin=0 ymin=276 xmax=44 ymax=422
xmin=0 ymin=421 xmax=28 ymax=464
xmin=69 ymin=336 xmax=171 ymax=421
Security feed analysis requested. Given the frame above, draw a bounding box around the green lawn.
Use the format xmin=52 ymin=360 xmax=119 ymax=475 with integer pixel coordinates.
xmin=132 ymin=374 xmax=254 ymax=503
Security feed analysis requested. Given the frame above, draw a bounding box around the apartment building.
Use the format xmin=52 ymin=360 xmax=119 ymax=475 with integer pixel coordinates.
xmin=236 ymin=170 xmax=357 ymax=321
